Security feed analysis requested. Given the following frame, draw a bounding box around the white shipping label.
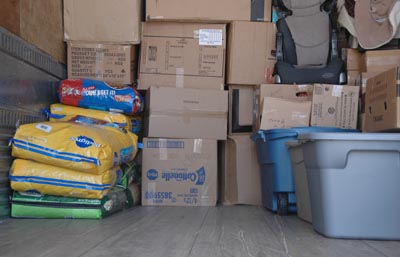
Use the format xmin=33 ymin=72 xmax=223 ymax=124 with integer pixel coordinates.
xmin=332 ymin=85 xmax=343 ymax=97
xmin=36 ymin=124 xmax=52 ymax=133
xmin=199 ymin=29 xmax=223 ymax=46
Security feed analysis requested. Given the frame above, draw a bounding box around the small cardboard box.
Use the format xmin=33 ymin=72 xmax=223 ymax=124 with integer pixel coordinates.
xmin=139 ymin=22 xmax=226 ymax=90
xmin=226 ymin=21 xmax=276 ymax=85
xmin=254 ymin=84 xmax=314 ymax=130
xmin=228 ymin=85 xmax=255 ymax=135
xmin=67 ymin=42 xmax=136 ymax=84
xmin=341 ymin=48 xmax=366 ymax=72
xmin=364 ymin=50 xmax=400 ymax=72
xmin=364 ymin=67 xmax=400 ymax=132
xmin=260 ymin=97 xmax=311 ymax=129
xmin=146 ymin=0 xmax=271 ymax=22
xmin=311 ymin=84 xmax=359 ymax=129
xmin=145 ymin=87 xmax=228 ymax=140
xmin=63 ymin=0 xmax=141 ymax=44
xmin=142 ymin=138 xmax=217 ymax=206
xmin=220 ymin=135 xmax=262 ymax=206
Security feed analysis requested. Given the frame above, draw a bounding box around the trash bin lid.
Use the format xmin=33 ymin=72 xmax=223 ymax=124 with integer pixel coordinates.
xmin=298 ymin=132 xmax=400 ymax=141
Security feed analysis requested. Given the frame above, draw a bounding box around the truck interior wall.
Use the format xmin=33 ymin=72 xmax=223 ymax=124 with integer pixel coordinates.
xmin=0 ymin=0 xmax=65 ymax=63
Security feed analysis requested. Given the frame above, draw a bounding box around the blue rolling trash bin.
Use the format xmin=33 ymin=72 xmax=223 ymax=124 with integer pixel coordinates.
xmin=252 ymin=127 xmax=358 ymax=215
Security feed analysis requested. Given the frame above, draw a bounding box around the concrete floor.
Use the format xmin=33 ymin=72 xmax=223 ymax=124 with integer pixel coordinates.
xmin=0 ymin=206 xmax=399 ymax=257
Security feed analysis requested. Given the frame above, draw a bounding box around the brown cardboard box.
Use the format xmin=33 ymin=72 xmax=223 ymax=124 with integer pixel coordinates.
xmin=138 ymin=22 xmax=226 ymax=90
xmin=364 ymin=67 xmax=400 ymax=132
xmin=142 ymin=138 xmax=217 ymax=206
xmin=260 ymin=97 xmax=311 ymax=129
xmin=341 ymin=48 xmax=366 ymax=72
xmin=364 ymin=50 xmax=400 ymax=72
xmin=311 ymin=84 xmax=359 ymax=129
xmin=67 ymin=42 xmax=136 ymax=84
xmin=347 ymin=71 xmax=361 ymax=86
xmin=228 ymin=85 xmax=254 ymax=135
xmin=254 ymin=84 xmax=314 ymax=130
xmin=227 ymin=21 xmax=276 ymax=85
xmin=63 ymin=0 xmax=141 ymax=44
xmin=145 ymin=87 xmax=228 ymax=140
xmin=220 ymin=136 xmax=262 ymax=206
xmin=0 ymin=0 xmax=65 ymax=62
xmin=146 ymin=0 xmax=271 ymax=22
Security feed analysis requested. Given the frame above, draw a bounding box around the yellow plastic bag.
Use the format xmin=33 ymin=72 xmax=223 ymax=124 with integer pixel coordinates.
xmin=12 ymin=121 xmax=138 ymax=174
xmin=10 ymin=159 xmax=117 ymax=199
xmin=49 ymin=104 xmax=142 ymax=134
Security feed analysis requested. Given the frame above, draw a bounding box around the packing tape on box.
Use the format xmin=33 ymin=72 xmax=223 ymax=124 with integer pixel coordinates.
xmin=159 ymin=139 xmax=168 ymax=160
xmin=193 ymin=139 xmax=203 ymax=154
xmin=366 ymin=55 xmax=400 ymax=67
xmin=176 ymin=68 xmax=184 ymax=88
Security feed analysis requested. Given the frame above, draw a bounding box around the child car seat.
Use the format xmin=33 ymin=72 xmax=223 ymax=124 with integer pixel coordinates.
xmin=274 ymin=0 xmax=346 ymax=84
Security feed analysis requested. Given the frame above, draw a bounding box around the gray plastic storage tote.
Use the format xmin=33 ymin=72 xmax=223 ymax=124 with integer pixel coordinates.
xmin=299 ymin=133 xmax=400 ymax=240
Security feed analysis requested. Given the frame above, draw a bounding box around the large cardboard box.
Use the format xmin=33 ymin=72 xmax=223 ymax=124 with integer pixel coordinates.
xmin=146 ymin=0 xmax=271 ymax=22
xmin=260 ymin=97 xmax=312 ymax=129
xmin=254 ymin=84 xmax=314 ymax=130
xmin=341 ymin=48 xmax=366 ymax=72
xmin=228 ymin=85 xmax=254 ymax=135
xmin=67 ymin=42 xmax=136 ymax=84
xmin=311 ymin=84 xmax=359 ymax=129
xmin=139 ymin=22 xmax=226 ymax=90
xmin=220 ymin=136 xmax=262 ymax=206
xmin=63 ymin=0 xmax=141 ymax=44
xmin=364 ymin=67 xmax=400 ymax=132
xmin=142 ymin=138 xmax=217 ymax=206
xmin=364 ymin=50 xmax=400 ymax=72
xmin=227 ymin=21 xmax=276 ymax=85
xmin=145 ymin=87 xmax=228 ymax=140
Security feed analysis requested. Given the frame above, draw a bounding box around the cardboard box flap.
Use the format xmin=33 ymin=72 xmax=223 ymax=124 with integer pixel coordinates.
xmin=364 ymin=67 xmax=399 ymax=131
xmin=149 ymin=87 xmax=228 ymax=113
xmin=260 ymin=97 xmax=311 ymax=129
xmin=258 ymin=84 xmax=314 ymax=101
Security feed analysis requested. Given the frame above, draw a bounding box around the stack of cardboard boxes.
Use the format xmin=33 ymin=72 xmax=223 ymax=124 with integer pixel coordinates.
xmin=140 ymin=0 xmax=273 ymax=206
xmin=64 ymin=0 xmax=141 ymax=85
xmin=341 ymin=48 xmax=400 ymax=132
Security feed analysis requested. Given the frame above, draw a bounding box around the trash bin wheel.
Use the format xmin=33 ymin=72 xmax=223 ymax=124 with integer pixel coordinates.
xmin=277 ymin=193 xmax=288 ymax=216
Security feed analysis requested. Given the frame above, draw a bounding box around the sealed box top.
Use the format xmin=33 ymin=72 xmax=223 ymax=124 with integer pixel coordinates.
xmin=64 ymin=0 xmax=141 ymax=43
xmin=146 ymin=0 xmax=271 ymax=22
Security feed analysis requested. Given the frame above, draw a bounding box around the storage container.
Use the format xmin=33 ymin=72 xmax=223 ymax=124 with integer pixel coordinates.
xmin=252 ymin=127 xmax=356 ymax=215
xmin=299 ymin=133 xmax=400 ymax=240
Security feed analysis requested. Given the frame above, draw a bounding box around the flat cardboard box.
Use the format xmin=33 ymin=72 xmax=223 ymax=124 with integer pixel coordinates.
xmin=228 ymin=85 xmax=254 ymax=135
xmin=67 ymin=42 xmax=136 ymax=84
xmin=64 ymin=0 xmax=141 ymax=44
xmin=260 ymin=97 xmax=311 ymax=129
xmin=341 ymin=48 xmax=366 ymax=72
xmin=254 ymin=84 xmax=314 ymax=130
xmin=145 ymin=87 xmax=228 ymax=140
xmin=139 ymin=22 xmax=226 ymax=90
xmin=227 ymin=21 xmax=276 ymax=85
xmin=311 ymin=84 xmax=359 ymax=129
xmin=220 ymin=136 xmax=262 ymax=206
xmin=364 ymin=67 xmax=400 ymax=132
xmin=142 ymin=138 xmax=217 ymax=206
xmin=146 ymin=0 xmax=271 ymax=22
xmin=365 ymin=50 xmax=400 ymax=72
